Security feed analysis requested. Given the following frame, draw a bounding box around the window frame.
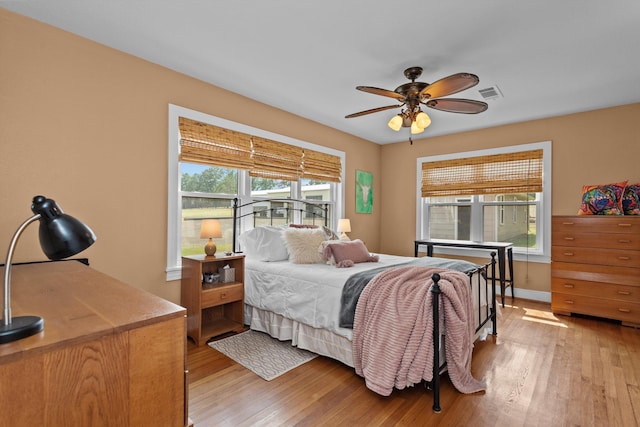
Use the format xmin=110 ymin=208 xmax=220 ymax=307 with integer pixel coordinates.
xmin=167 ymin=104 xmax=345 ymax=280
xmin=415 ymin=141 xmax=551 ymax=263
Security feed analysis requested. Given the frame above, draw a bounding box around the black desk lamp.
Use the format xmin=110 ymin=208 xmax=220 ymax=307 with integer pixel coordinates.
xmin=1 ymin=195 xmax=97 ymax=344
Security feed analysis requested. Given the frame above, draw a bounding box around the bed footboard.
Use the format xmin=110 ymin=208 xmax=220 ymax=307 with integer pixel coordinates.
xmin=429 ymin=252 xmax=497 ymax=413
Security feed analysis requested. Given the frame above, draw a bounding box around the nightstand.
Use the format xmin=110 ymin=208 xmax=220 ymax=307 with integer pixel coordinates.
xmin=181 ymin=254 xmax=245 ymax=346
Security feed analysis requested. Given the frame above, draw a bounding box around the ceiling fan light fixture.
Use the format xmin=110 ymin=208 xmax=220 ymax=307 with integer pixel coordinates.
xmin=346 ymin=66 xmax=487 ymax=143
xmin=410 ymin=121 xmax=424 ymax=134
xmin=415 ymin=111 xmax=431 ymax=129
xmin=388 ymin=114 xmax=403 ymax=131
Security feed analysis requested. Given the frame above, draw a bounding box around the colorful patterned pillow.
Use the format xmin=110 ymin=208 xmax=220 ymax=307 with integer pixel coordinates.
xmin=622 ymin=183 xmax=640 ymax=215
xmin=578 ymin=181 xmax=627 ymax=215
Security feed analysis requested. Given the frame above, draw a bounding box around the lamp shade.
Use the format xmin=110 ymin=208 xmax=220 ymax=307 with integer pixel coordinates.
xmin=200 ymin=219 xmax=222 ymax=239
xmin=387 ymin=115 xmax=403 ymax=131
xmin=337 ymin=219 xmax=351 ymax=233
xmin=410 ymin=121 xmax=425 ymax=134
xmin=31 ymin=196 xmax=97 ymax=260
xmin=415 ymin=111 xmax=432 ymax=129
xmin=337 ymin=218 xmax=351 ymax=240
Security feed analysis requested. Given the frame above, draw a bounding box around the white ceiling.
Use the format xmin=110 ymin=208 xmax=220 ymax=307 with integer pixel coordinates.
xmin=4 ymin=1 xmax=640 ymax=144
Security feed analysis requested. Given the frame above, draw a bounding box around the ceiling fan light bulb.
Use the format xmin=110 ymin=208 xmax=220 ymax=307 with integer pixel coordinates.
xmin=388 ymin=115 xmax=403 ymax=131
xmin=416 ymin=112 xmax=431 ymax=129
xmin=410 ymin=121 xmax=424 ymax=134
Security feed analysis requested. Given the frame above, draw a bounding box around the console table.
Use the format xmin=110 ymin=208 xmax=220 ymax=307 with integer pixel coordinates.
xmin=0 ymin=261 xmax=188 ymax=426
xmin=415 ymin=239 xmax=514 ymax=307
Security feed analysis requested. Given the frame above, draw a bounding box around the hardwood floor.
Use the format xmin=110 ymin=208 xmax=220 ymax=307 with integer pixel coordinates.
xmin=187 ymin=298 xmax=640 ymax=426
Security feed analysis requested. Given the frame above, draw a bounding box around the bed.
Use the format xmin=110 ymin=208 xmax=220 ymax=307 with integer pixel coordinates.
xmin=232 ymin=198 xmax=497 ymax=412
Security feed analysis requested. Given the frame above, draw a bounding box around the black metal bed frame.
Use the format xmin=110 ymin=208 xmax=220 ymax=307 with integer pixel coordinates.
xmin=232 ymin=197 xmax=497 ymax=412
xmin=429 ymin=253 xmax=496 ymax=412
xmin=232 ymin=197 xmax=328 ymax=253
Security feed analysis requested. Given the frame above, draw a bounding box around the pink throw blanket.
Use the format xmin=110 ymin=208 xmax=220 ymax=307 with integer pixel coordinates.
xmin=352 ymin=266 xmax=486 ymax=396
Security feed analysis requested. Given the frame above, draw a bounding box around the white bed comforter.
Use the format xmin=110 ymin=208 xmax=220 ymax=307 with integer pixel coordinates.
xmin=244 ymin=254 xmax=415 ymax=341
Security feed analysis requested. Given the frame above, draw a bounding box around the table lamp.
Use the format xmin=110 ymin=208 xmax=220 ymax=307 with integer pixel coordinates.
xmin=1 ymin=195 xmax=97 ymax=344
xmin=337 ymin=218 xmax=351 ymax=240
xmin=200 ymin=219 xmax=222 ymax=257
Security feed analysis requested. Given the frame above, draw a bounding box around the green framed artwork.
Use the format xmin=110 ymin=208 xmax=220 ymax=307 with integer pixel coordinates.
xmin=355 ymin=170 xmax=373 ymax=213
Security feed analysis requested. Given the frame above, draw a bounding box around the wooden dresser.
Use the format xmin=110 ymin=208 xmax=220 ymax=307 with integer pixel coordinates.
xmin=551 ymin=215 xmax=640 ymax=326
xmin=0 ymin=261 xmax=188 ymax=426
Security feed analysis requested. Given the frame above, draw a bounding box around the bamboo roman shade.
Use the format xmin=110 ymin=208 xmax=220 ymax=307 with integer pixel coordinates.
xmin=250 ymin=136 xmax=303 ymax=181
xmin=421 ymin=149 xmax=543 ymax=197
xmin=178 ymin=117 xmax=254 ymax=170
xmin=178 ymin=117 xmax=341 ymax=182
xmin=302 ymin=149 xmax=343 ymax=182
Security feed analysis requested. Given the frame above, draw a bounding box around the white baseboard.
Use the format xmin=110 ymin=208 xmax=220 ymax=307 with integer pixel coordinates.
xmin=495 ymin=286 xmax=551 ymax=303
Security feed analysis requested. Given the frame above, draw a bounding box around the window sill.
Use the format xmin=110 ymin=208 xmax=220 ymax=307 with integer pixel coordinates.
xmin=166 ymin=266 xmax=181 ymax=282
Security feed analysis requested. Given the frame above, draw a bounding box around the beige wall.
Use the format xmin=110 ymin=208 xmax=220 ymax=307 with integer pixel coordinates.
xmin=2 ymin=8 xmax=638 ymax=303
xmin=0 ymin=9 xmax=380 ymax=304
xmin=380 ymin=103 xmax=640 ymax=293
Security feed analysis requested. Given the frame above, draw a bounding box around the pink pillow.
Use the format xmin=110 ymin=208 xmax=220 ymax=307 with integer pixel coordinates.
xmin=321 ymin=239 xmax=378 ymax=268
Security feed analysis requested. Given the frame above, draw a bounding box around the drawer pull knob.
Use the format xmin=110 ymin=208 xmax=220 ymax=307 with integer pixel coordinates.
xmin=563 ymin=237 xmax=575 ymax=241
xmin=617 ymin=291 xmax=631 ymax=296
xmin=562 ymin=222 xmax=575 ymax=225
xmin=618 ymin=223 xmax=632 ymax=227
xmin=563 ymin=252 xmax=575 ymax=256
xmin=618 ymin=239 xmax=631 ymax=243
xmin=563 ymin=284 xmax=575 ymax=289
xmin=618 ymin=256 xmax=631 ymax=261
xmin=565 ymin=300 xmax=575 ymax=304
xmin=618 ymin=308 xmax=630 ymax=313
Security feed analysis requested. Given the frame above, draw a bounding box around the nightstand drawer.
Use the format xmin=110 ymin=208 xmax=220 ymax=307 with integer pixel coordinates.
xmin=201 ymin=283 xmax=243 ymax=309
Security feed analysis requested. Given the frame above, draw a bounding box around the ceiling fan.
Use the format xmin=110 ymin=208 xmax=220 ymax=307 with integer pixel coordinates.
xmin=345 ymin=66 xmax=488 ymax=142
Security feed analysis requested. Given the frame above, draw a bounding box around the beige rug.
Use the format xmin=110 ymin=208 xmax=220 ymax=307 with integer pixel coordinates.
xmin=208 ymin=330 xmax=317 ymax=381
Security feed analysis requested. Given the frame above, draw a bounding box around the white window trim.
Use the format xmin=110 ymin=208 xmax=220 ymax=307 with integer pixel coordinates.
xmin=167 ymin=104 xmax=346 ymax=281
xmin=415 ymin=140 xmax=552 ymax=264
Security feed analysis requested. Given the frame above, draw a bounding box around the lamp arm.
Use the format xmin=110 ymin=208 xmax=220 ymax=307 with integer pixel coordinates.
xmin=3 ymin=213 xmax=41 ymax=326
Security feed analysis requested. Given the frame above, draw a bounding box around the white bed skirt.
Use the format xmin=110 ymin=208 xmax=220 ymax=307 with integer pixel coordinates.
xmin=247 ymin=305 xmax=356 ymax=367
xmin=244 ymin=304 xmax=480 ymax=369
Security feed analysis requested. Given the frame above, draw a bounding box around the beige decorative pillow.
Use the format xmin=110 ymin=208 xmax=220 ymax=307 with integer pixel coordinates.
xmin=283 ymin=228 xmax=326 ymax=264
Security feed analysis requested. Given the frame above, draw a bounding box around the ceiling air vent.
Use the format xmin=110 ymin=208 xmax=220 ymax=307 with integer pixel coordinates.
xmin=478 ymin=85 xmax=502 ymax=100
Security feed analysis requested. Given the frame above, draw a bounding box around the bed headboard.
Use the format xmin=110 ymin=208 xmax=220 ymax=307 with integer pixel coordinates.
xmin=232 ymin=197 xmax=330 ymax=253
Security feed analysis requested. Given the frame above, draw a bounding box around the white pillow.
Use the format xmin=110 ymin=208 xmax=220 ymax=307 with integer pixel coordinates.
xmin=282 ymin=228 xmax=326 ymax=264
xmin=238 ymin=226 xmax=288 ymax=261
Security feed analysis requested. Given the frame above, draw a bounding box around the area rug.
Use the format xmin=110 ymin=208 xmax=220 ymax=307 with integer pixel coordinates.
xmin=208 ymin=330 xmax=317 ymax=381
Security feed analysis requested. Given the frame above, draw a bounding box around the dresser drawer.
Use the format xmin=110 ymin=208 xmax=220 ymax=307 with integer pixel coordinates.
xmin=552 ymin=246 xmax=640 ymax=267
xmin=551 ymin=277 xmax=640 ymax=302
xmin=552 ymin=261 xmax=639 ymax=286
xmin=552 ymin=292 xmax=640 ymax=324
xmin=553 ymin=216 xmax=640 ymax=234
xmin=552 ymin=231 xmax=640 ymax=250
xmin=201 ymin=283 xmax=243 ymax=309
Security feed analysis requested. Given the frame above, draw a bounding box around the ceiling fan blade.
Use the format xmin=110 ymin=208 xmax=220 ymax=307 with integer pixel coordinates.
xmin=345 ymin=104 xmax=403 ymax=118
xmin=356 ymin=86 xmax=406 ymax=101
xmin=424 ymin=98 xmax=488 ymax=114
xmin=419 ymin=73 xmax=480 ymax=100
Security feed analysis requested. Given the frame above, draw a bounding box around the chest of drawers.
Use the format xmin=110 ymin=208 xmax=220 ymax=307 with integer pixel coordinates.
xmin=551 ymin=215 xmax=640 ymax=326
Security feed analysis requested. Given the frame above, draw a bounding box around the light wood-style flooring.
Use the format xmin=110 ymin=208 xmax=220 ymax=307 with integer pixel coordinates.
xmin=187 ymin=298 xmax=640 ymax=426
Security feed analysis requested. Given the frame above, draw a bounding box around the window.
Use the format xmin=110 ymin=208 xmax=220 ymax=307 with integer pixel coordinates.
xmin=416 ymin=141 xmax=551 ymax=262
xmin=167 ymin=105 xmax=345 ymax=280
